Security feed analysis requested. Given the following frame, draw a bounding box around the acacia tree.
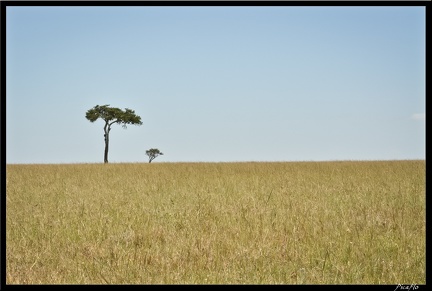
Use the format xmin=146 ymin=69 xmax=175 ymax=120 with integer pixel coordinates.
xmin=85 ymin=104 xmax=143 ymax=163
xmin=146 ymin=148 xmax=163 ymax=163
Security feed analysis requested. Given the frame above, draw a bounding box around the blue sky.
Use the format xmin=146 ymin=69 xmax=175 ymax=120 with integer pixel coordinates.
xmin=6 ymin=6 xmax=425 ymax=164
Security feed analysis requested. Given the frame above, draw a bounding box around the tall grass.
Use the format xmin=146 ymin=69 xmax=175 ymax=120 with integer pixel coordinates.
xmin=6 ymin=161 xmax=425 ymax=284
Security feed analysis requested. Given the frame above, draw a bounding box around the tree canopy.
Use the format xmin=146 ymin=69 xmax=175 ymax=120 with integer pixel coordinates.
xmin=85 ymin=104 xmax=142 ymax=128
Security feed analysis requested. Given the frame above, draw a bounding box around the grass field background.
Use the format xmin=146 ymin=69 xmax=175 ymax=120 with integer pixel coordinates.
xmin=6 ymin=160 xmax=425 ymax=284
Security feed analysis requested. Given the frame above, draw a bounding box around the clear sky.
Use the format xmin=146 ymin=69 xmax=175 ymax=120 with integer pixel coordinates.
xmin=6 ymin=5 xmax=426 ymax=164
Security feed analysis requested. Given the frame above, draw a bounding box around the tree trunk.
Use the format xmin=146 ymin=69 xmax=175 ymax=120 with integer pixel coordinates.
xmin=104 ymin=123 xmax=110 ymax=163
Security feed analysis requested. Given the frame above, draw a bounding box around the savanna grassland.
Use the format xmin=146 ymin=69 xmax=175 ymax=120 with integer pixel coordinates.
xmin=6 ymin=160 xmax=425 ymax=284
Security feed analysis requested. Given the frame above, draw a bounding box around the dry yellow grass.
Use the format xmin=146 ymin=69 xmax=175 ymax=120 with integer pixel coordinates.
xmin=6 ymin=160 xmax=425 ymax=284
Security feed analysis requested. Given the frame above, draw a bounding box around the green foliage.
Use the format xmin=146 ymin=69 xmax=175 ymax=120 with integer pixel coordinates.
xmin=85 ymin=104 xmax=143 ymax=127
xmin=145 ymin=148 xmax=163 ymax=163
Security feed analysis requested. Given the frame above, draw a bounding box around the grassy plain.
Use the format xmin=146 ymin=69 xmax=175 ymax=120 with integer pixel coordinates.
xmin=6 ymin=160 xmax=425 ymax=284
